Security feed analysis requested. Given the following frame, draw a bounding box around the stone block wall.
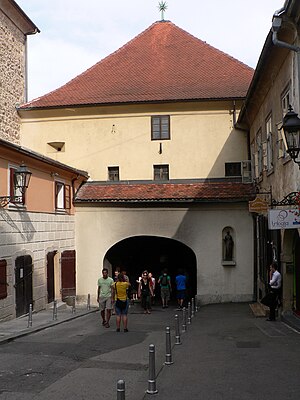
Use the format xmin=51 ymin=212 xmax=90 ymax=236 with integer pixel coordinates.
xmin=0 ymin=210 xmax=76 ymax=321
xmin=0 ymin=9 xmax=26 ymax=144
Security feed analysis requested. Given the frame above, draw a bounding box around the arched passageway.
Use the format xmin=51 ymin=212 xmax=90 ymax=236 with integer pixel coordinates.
xmin=104 ymin=236 xmax=197 ymax=301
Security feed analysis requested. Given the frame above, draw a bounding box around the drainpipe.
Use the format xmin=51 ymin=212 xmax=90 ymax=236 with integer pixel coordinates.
xmin=272 ymin=8 xmax=300 ymax=111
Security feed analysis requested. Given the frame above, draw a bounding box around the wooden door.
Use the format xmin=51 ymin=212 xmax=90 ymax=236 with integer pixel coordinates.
xmin=61 ymin=250 xmax=76 ymax=301
xmin=47 ymin=251 xmax=56 ymax=303
xmin=15 ymin=255 xmax=33 ymax=317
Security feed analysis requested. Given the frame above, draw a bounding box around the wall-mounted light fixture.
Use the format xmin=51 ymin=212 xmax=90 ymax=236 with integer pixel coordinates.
xmin=0 ymin=163 xmax=32 ymax=207
xmin=282 ymin=105 xmax=300 ymax=168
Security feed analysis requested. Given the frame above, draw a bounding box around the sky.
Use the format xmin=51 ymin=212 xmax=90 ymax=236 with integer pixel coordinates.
xmin=16 ymin=0 xmax=285 ymax=101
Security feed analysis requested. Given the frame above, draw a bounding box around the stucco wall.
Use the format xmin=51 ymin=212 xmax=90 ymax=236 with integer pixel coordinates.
xmin=75 ymin=203 xmax=254 ymax=305
xmin=0 ymin=9 xmax=26 ymax=144
xmin=20 ymin=101 xmax=248 ymax=180
xmin=0 ymin=210 xmax=75 ymax=321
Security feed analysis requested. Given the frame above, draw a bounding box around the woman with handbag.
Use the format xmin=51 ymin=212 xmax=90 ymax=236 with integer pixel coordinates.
xmin=115 ymin=273 xmax=131 ymax=332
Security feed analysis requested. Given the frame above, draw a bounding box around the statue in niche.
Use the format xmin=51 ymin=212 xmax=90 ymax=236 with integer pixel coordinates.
xmin=224 ymin=230 xmax=234 ymax=261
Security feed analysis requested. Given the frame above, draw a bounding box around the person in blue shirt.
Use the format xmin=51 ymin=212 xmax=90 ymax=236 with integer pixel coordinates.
xmin=175 ymin=269 xmax=186 ymax=309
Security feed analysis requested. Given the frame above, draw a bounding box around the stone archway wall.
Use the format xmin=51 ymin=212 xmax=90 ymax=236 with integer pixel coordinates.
xmin=75 ymin=204 xmax=254 ymax=305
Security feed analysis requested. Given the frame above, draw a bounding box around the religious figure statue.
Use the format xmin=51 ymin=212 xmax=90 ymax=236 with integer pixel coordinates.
xmin=224 ymin=231 xmax=234 ymax=261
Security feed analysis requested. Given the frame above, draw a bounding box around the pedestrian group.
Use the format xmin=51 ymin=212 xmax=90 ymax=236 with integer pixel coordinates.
xmin=97 ymin=267 xmax=189 ymax=332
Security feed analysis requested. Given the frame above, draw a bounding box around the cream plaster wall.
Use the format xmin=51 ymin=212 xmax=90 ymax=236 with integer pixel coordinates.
xmin=0 ymin=210 xmax=75 ymax=321
xmin=75 ymin=204 xmax=254 ymax=305
xmin=20 ymin=101 xmax=248 ymax=180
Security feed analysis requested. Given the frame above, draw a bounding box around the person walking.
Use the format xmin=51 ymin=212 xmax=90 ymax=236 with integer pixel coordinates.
xmin=267 ymin=262 xmax=282 ymax=321
xmin=97 ymin=268 xmax=114 ymax=328
xmin=175 ymin=269 xmax=186 ymax=309
xmin=138 ymin=270 xmax=154 ymax=314
xmin=114 ymin=273 xmax=131 ymax=332
xmin=158 ymin=269 xmax=171 ymax=308
xmin=148 ymin=272 xmax=156 ymax=306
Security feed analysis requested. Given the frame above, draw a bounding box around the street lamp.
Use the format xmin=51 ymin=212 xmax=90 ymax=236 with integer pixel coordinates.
xmin=282 ymin=105 xmax=300 ymax=167
xmin=0 ymin=163 xmax=32 ymax=207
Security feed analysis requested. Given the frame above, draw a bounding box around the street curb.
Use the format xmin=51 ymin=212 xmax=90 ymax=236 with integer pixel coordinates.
xmin=0 ymin=308 xmax=98 ymax=345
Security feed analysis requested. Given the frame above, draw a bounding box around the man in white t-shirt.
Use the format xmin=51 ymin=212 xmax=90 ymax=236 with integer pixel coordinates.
xmin=267 ymin=263 xmax=282 ymax=321
xmin=97 ymin=268 xmax=114 ymax=328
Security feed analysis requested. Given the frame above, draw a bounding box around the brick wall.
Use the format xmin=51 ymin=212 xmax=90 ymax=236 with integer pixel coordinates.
xmin=0 ymin=9 xmax=26 ymax=144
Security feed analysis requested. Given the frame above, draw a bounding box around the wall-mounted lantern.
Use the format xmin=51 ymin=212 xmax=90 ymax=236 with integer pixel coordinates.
xmin=0 ymin=163 xmax=32 ymax=207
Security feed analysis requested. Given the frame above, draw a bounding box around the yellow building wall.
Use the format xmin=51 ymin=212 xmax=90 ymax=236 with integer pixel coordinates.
xmin=20 ymin=101 xmax=248 ymax=181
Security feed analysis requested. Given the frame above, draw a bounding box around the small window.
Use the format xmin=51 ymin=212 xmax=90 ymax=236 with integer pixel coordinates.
xmin=151 ymin=116 xmax=170 ymax=140
xmin=280 ymin=87 xmax=291 ymax=159
xmin=9 ymin=167 xmax=25 ymax=205
xmin=225 ymin=162 xmax=241 ymax=177
xmin=256 ymin=129 xmax=263 ymax=177
xmin=154 ymin=164 xmax=169 ymax=180
xmin=108 ymin=166 xmax=119 ymax=181
xmin=0 ymin=260 xmax=8 ymax=299
xmin=266 ymin=114 xmax=273 ymax=171
xmin=55 ymin=182 xmax=71 ymax=210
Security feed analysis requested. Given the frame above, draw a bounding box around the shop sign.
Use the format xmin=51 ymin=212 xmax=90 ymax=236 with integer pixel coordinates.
xmin=268 ymin=208 xmax=300 ymax=230
xmin=249 ymin=196 xmax=269 ymax=213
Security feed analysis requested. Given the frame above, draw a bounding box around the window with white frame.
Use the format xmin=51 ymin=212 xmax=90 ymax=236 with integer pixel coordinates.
xmin=266 ymin=114 xmax=273 ymax=171
xmin=279 ymin=87 xmax=291 ymax=158
xmin=256 ymin=129 xmax=263 ymax=178
xmin=55 ymin=182 xmax=71 ymax=210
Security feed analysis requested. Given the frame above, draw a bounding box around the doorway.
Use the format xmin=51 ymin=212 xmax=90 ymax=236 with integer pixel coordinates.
xmin=104 ymin=236 xmax=197 ymax=300
xmin=47 ymin=251 xmax=57 ymax=303
xmin=15 ymin=255 xmax=33 ymax=317
xmin=61 ymin=250 xmax=76 ymax=301
xmin=294 ymin=233 xmax=300 ymax=312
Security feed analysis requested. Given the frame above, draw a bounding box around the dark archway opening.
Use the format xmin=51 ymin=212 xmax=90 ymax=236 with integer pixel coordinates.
xmin=104 ymin=236 xmax=197 ymax=302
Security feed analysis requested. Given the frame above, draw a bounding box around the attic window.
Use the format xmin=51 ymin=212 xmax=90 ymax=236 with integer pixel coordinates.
xmin=47 ymin=142 xmax=65 ymax=152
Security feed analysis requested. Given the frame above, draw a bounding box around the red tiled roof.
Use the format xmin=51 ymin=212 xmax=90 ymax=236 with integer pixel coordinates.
xmin=74 ymin=181 xmax=256 ymax=203
xmin=21 ymin=21 xmax=254 ymax=109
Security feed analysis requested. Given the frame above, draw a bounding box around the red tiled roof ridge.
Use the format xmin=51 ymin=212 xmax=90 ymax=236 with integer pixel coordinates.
xmin=75 ymin=181 xmax=256 ymax=203
xmin=20 ymin=20 xmax=254 ymax=109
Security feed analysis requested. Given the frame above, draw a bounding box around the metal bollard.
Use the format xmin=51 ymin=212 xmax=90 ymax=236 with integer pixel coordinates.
xmin=87 ymin=294 xmax=91 ymax=311
xmin=72 ymin=296 xmax=76 ymax=314
xmin=182 ymin=307 xmax=187 ymax=332
xmin=191 ymin=298 xmax=195 ymax=318
xmin=187 ymin=302 xmax=192 ymax=324
xmin=165 ymin=326 xmax=173 ymax=365
xmin=28 ymin=303 xmax=33 ymax=328
xmin=195 ymin=295 xmax=199 ymax=312
xmin=146 ymin=344 xmax=158 ymax=394
xmin=53 ymin=300 xmax=58 ymax=321
xmin=175 ymin=314 xmax=182 ymax=345
xmin=117 ymin=379 xmax=125 ymax=400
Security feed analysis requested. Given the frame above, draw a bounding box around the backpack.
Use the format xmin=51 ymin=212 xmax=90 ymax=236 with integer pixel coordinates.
xmin=161 ymin=275 xmax=168 ymax=286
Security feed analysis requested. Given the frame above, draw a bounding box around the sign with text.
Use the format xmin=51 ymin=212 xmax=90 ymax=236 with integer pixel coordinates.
xmin=268 ymin=208 xmax=300 ymax=230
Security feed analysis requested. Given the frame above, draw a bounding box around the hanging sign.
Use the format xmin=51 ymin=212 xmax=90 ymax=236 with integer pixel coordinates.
xmin=249 ymin=196 xmax=269 ymax=213
xmin=268 ymin=208 xmax=300 ymax=230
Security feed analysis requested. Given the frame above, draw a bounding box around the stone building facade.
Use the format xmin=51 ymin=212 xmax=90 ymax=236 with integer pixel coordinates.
xmin=0 ymin=0 xmax=38 ymax=143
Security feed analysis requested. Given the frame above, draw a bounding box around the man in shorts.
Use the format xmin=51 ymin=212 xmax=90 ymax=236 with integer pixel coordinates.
xmin=97 ymin=268 xmax=114 ymax=328
xmin=158 ymin=269 xmax=171 ymax=308
xmin=175 ymin=269 xmax=186 ymax=309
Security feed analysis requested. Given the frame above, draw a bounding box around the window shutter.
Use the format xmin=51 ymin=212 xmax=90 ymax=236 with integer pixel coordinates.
xmin=65 ymin=185 xmax=71 ymax=209
xmin=0 ymin=260 xmax=7 ymax=299
xmin=55 ymin=182 xmax=59 ymax=209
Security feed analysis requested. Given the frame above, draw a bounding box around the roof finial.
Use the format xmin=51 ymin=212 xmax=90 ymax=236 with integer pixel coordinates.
xmin=158 ymin=1 xmax=168 ymax=21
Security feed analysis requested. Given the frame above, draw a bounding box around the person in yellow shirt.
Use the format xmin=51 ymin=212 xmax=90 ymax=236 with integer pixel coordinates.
xmin=114 ymin=273 xmax=131 ymax=332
